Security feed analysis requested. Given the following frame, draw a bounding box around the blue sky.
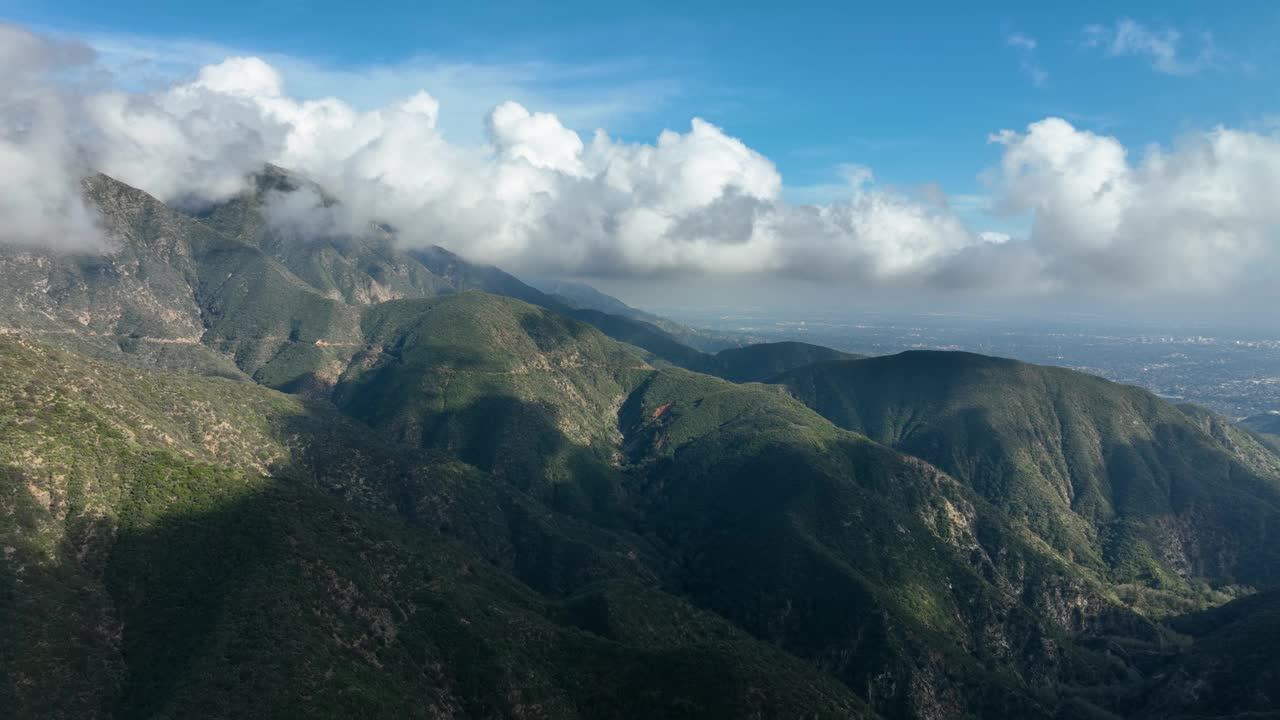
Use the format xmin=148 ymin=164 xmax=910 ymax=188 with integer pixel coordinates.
xmin=7 ymin=0 xmax=1279 ymax=205
xmin=6 ymin=1 xmax=1280 ymax=314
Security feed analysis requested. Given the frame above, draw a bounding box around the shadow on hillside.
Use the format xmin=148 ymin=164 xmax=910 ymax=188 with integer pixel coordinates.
xmin=334 ymin=364 xmax=633 ymax=526
xmin=1120 ymin=591 xmax=1280 ymax=718
xmin=1 ymin=463 xmax=129 ymax=719
xmin=276 ymin=374 xmax=1280 ymax=720
xmin=85 ymin=464 xmax=837 ymax=720
xmin=518 ymin=310 xmax=592 ymax=348
xmin=103 ymin=484 xmax=290 ymax=719
xmin=332 ymin=341 xmax=524 ymax=424
xmin=93 ymin=478 xmax=527 ymax=719
xmin=417 ymin=394 xmax=639 ymax=529
xmin=271 ymin=397 xmax=653 ymax=598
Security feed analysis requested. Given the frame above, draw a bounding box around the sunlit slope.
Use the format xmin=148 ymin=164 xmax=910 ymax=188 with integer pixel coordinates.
xmin=775 ymin=351 xmax=1280 ymax=608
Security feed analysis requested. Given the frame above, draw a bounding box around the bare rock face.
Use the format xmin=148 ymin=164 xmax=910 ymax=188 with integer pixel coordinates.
xmin=191 ymin=165 xmax=456 ymax=306
xmin=1 ymin=169 xmax=581 ymax=391
xmin=1 ymin=175 xmax=206 ymax=339
xmin=0 ymin=173 xmax=382 ymax=384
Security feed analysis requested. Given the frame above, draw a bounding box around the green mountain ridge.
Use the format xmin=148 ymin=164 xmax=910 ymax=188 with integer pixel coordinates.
xmin=0 ymin=335 xmax=872 ymax=719
xmin=0 ymin=322 xmax=1140 ymax=720
xmin=772 ymin=351 xmax=1280 ymax=610
xmin=181 ymin=166 xmax=838 ymax=382
xmin=3 ymin=168 xmax=1280 ymax=719
xmin=700 ymin=340 xmax=862 ymax=382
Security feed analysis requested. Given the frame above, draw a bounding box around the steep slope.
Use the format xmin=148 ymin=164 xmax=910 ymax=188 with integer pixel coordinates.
xmin=558 ymin=307 xmax=709 ymax=369
xmin=0 ymin=171 xmax=711 ymax=393
xmin=1177 ymin=403 xmax=1280 ymax=481
xmin=531 ymin=279 xmax=649 ymax=318
xmin=149 ymin=167 xmax=864 ymax=385
xmin=613 ymin=368 xmax=1171 ymax=719
xmin=0 ymin=286 xmax=1260 ymax=720
xmin=7 ymin=168 xmax=1280 ymax=719
xmin=774 ymin=351 xmax=1280 ymax=613
xmin=0 ymin=175 xmax=241 ymax=378
xmin=333 ymin=293 xmax=650 ymax=516
xmin=1138 ymin=591 xmax=1280 ymax=719
xmin=193 ymin=165 xmax=453 ymax=304
xmin=406 ymin=247 xmax=730 ymax=370
xmin=321 ymin=294 xmax=1177 ymax=719
xmin=6 ymin=169 xmax=865 ymax=394
xmin=186 ymin=168 xmax=732 ymax=371
xmin=0 ymin=335 xmax=873 ymax=720
xmin=319 ymin=296 xmax=771 ymax=519
xmin=410 ymin=244 xmax=559 ymax=308
xmin=0 ymin=173 xmax=364 ymax=389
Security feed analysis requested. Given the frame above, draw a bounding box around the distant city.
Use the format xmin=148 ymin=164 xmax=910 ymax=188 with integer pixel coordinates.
xmin=656 ymin=306 xmax=1280 ymax=419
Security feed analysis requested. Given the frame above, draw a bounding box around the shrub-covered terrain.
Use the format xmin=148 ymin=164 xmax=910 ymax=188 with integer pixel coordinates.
xmin=774 ymin=351 xmax=1280 ymax=613
xmin=4 ymin=169 xmax=1280 ymax=719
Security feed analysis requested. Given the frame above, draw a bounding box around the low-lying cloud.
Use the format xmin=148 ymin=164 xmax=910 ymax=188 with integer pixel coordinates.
xmin=3 ymin=23 xmax=1279 ymax=299
xmin=0 ymin=25 xmax=102 ymax=249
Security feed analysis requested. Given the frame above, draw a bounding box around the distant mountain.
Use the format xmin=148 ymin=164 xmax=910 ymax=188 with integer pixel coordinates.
xmin=530 ymin=278 xmax=649 ymax=318
xmin=5 ymin=168 xmax=1280 ymax=719
xmin=4 ymin=168 xmax=858 ymax=391
xmin=701 ymin=340 xmax=861 ymax=382
xmin=528 ymin=278 xmax=743 ymax=353
xmin=188 ymin=165 xmax=717 ymax=369
xmin=193 ymin=165 xmax=455 ymax=304
xmin=0 ymin=172 xmax=363 ymax=387
xmin=199 ymin=170 xmax=881 ymax=384
xmin=549 ymin=306 xmax=857 ymax=382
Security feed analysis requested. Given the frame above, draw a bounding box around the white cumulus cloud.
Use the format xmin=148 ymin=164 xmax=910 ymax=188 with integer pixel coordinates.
xmin=986 ymin=117 xmax=1280 ymax=292
xmin=0 ymin=25 xmax=102 ymax=249
xmin=3 ymin=23 xmax=1280 ymax=300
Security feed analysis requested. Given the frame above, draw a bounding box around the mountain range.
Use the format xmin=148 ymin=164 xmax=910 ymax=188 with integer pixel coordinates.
xmin=3 ymin=167 xmax=1280 ymax=719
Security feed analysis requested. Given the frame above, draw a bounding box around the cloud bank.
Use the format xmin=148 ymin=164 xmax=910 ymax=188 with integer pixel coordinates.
xmin=3 ymin=23 xmax=1280 ymax=298
xmin=0 ymin=25 xmax=102 ymax=249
